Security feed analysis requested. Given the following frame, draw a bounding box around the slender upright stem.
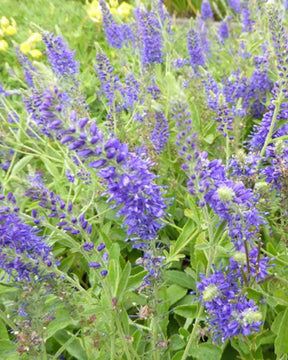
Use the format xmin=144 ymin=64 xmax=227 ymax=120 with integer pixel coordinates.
xmin=260 ymin=93 xmax=282 ymax=157
xmin=182 ymin=206 xmax=216 ymax=360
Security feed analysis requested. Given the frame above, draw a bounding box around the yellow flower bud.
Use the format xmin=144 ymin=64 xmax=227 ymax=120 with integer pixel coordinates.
xmin=29 ymin=49 xmax=42 ymax=58
xmin=20 ymin=41 xmax=31 ymax=54
xmin=4 ymin=25 xmax=17 ymax=36
xmin=0 ymin=16 xmax=9 ymax=28
xmin=27 ymin=32 xmax=42 ymax=43
xmin=0 ymin=39 xmax=8 ymax=51
xmin=117 ymin=2 xmax=132 ymax=18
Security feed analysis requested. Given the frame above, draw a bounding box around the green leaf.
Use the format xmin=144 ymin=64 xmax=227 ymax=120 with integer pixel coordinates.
xmin=42 ymin=157 xmax=60 ymax=178
xmin=272 ymin=310 xmax=285 ymax=334
xmin=116 ymin=262 xmax=131 ymax=301
xmin=192 ymin=343 xmax=222 ymax=360
xmin=46 ymin=311 xmax=74 ymax=340
xmin=108 ymin=259 xmax=121 ymax=297
xmin=174 ymin=305 xmax=198 ymax=318
xmin=163 ymin=270 xmax=195 ymax=289
xmin=167 ymin=219 xmax=199 ymax=262
xmin=11 ymin=155 xmax=33 ymax=175
xmin=127 ymin=270 xmax=147 ymax=289
xmin=172 ymin=351 xmax=184 ymax=360
xmin=179 ymin=327 xmax=190 ymax=338
xmin=167 ymin=284 xmax=187 ymax=306
xmin=275 ymin=308 xmax=288 ymax=356
xmin=169 ymin=334 xmax=185 ymax=351
xmin=0 ymin=340 xmax=17 ymax=358
xmin=204 ymin=134 xmax=215 ymax=144
xmin=0 ymin=319 xmax=9 ymax=340
xmin=54 ymin=330 xmax=88 ymax=360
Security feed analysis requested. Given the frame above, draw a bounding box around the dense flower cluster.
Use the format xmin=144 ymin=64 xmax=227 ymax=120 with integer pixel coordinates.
xmin=187 ymin=29 xmax=205 ymax=70
xmin=95 ymin=53 xmax=120 ymax=106
xmin=135 ymin=7 xmax=163 ymax=66
xmin=0 ymin=192 xmax=53 ymax=282
xmin=150 ymin=111 xmax=169 ymax=154
xmin=201 ymin=1 xmax=213 ymax=21
xmin=100 ymin=0 xmax=124 ymax=49
xmin=42 ymin=32 xmax=79 ymax=82
xmin=198 ymin=270 xmax=263 ymax=342
xmin=22 ymin=38 xmax=168 ymax=243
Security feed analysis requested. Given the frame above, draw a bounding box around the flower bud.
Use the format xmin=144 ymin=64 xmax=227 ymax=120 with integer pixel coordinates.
xmin=217 ymin=186 xmax=235 ymax=202
xmin=202 ymin=284 xmax=219 ymax=302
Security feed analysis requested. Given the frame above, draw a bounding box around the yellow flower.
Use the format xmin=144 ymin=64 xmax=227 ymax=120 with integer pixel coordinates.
xmin=20 ymin=41 xmax=31 ymax=54
xmin=86 ymin=0 xmax=102 ymax=23
xmin=29 ymin=49 xmax=42 ymax=58
xmin=0 ymin=29 xmax=4 ymax=38
xmin=0 ymin=39 xmax=8 ymax=51
xmin=110 ymin=7 xmax=118 ymax=15
xmin=117 ymin=2 xmax=132 ymax=18
xmin=109 ymin=0 xmax=118 ymax=8
xmin=4 ymin=25 xmax=17 ymax=36
xmin=27 ymin=32 xmax=42 ymax=43
xmin=0 ymin=16 xmax=9 ymax=29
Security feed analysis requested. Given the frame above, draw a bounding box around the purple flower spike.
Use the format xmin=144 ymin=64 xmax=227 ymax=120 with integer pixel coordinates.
xmin=42 ymin=32 xmax=79 ymax=82
xmin=135 ymin=7 xmax=164 ymax=66
xmin=187 ymin=29 xmax=205 ymax=71
xmin=201 ymin=1 xmax=213 ymax=20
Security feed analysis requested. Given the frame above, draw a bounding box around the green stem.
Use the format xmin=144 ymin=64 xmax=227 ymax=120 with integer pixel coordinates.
xmin=260 ymin=93 xmax=282 ymax=157
xmin=182 ymin=306 xmax=204 ymax=360
xmin=152 ymin=286 xmax=160 ymax=360
xmin=182 ymin=206 xmax=216 ymax=360
xmin=225 ymin=133 xmax=230 ymax=168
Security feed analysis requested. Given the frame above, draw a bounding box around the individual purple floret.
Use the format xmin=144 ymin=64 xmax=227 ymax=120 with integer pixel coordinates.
xmin=227 ymin=0 xmax=242 ymax=14
xmin=100 ymin=0 xmax=124 ymax=49
xmin=42 ymin=32 xmax=79 ymax=82
xmin=150 ymin=111 xmax=169 ymax=154
xmin=201 ymin=1 xmax=213 ymax=20
xmin=135 ymin=7 xmax=163 ymax=66
xmin=219 ymin=21 xmax=229 ymax=41
xmin=187 ymin=29 xmax=205 ymax=71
